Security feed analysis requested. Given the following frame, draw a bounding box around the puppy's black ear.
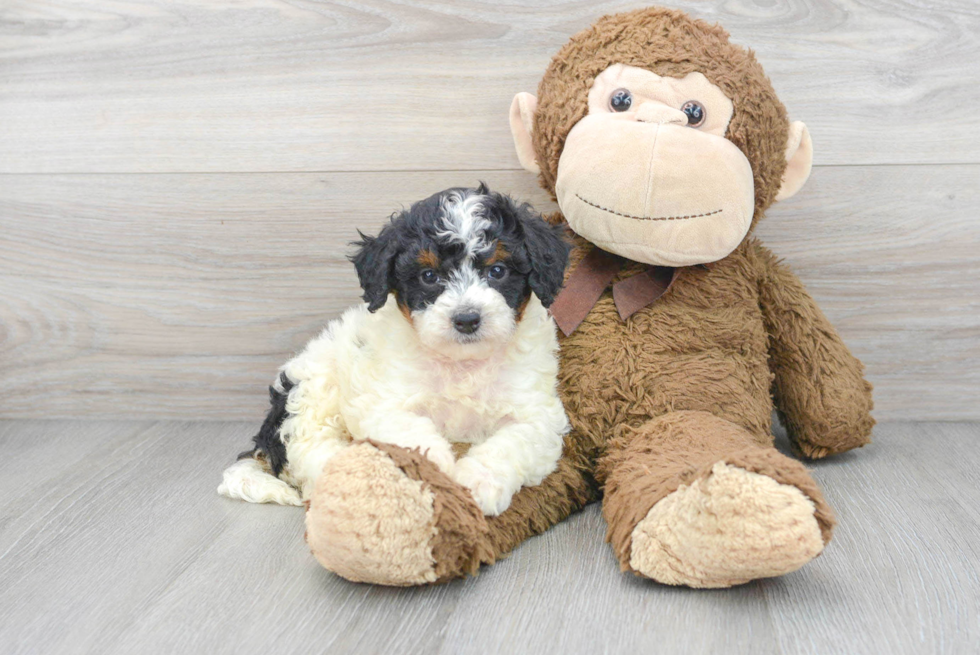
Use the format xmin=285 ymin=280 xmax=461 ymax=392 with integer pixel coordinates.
xmin=518 ymin=205 xmax=571 ymax=308
xmin=350 ymin=218 xmax=402 ymax=312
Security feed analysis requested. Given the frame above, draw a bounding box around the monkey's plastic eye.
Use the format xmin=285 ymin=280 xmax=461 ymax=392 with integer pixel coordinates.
xmin=487 ymin=264 xmax=508 ymax=281
xmin=420 ymin=269 xmax=440 ymax=285
xmin=609 ymin=89 xmax=633 ymax=112
xmin=681 ymin=101 xmax=706 ymax=127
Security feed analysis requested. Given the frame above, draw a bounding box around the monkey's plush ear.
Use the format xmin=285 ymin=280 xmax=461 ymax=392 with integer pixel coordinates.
xmin=775 ymin=121 xmax=813 ymax=202
xmin=520 ymin=210 xmax=571 ymax=308
xmin=509 ymin=93 xmax=541 ymax=175
xmin=350 ymin=223 xmax=401 ymax=312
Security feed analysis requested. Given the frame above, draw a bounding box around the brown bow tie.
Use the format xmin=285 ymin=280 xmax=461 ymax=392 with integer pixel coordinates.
xmin=549 ymin=247 xmax=680 ymax=336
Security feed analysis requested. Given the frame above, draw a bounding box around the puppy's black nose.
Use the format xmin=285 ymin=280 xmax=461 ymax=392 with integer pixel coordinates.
xmin=453 ymin=312 xmax=481 ymax=335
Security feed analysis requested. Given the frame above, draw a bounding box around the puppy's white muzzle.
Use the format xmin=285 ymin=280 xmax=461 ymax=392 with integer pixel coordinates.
xmin=414 ymin=268 xmax=516 ymax=359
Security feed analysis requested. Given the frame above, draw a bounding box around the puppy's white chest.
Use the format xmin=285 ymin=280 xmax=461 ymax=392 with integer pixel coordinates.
xmin=427 ymin=402 xmax=498 ymax=443
xmin=415 ymin=364 xmax=509 ymax=444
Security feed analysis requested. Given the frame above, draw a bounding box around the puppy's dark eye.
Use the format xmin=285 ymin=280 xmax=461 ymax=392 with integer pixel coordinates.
xmin=681 ymin=100 xmax=706 ymax=127
xmin=420 ymin=269 xmax=441 ymax=285
xmin=487 ymin=264 xmax=508 ymax=281
xmin=610 ymin=89 xmax=633 ymax=112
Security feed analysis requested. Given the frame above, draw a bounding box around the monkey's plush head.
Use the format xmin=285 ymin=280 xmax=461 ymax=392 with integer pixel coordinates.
xmin=510 ymin=7 xmax=813 ymax=267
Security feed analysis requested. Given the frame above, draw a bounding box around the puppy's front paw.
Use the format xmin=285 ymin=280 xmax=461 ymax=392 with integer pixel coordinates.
xmin=452 ymin=457 xmax=512 ymax=516
xmin=423 ymin=443 xmax=456 ymax=476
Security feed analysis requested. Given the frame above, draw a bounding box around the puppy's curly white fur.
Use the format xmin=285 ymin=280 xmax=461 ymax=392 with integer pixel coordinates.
xmin=218 ymin=184 xmax=571 ymax=516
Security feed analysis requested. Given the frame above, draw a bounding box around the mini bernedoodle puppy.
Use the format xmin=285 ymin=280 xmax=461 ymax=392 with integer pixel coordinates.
xmin=218 ymin=184 xmax=572 ymax=516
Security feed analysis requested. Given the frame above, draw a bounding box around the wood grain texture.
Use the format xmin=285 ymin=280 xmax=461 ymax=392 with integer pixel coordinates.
xmin=2 ymin=0 xmax=979 ymax=173
xmin=0 ymin=419 xmax=978 ymax=654
xmin=1 ymin=166 xmax=977 ymax=420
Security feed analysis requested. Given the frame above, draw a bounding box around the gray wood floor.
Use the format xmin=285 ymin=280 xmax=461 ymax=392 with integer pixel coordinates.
xmin=0 ymin=420 xmax=977 ymax=655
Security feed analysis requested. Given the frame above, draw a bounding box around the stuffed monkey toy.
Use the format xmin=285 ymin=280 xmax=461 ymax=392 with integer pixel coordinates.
xmin=305 ymin=6 xmax=874 ymax=588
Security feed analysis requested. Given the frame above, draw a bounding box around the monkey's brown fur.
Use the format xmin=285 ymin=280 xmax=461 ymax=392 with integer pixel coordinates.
xmin=306 ymin=7 xmax=874 ymax=587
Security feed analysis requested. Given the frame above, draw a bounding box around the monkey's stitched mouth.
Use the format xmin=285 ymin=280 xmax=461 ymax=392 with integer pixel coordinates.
xmin=575 ymin=193 xmax=722 ymax=222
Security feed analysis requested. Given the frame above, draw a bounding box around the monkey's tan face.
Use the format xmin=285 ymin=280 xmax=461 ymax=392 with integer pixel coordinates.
xmin=554 ymin=64 xmax=755 ymax=267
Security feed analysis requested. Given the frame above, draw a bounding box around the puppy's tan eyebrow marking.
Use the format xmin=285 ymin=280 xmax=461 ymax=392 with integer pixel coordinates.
xmin=417 ymin=249 xmax=440 ymax=268
xmin=485 ymin=241 xmax=510 ymax=265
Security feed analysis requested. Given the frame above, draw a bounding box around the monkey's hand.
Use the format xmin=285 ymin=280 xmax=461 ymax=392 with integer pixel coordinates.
xmin=753 ymin=241 xmax=874 ymax=458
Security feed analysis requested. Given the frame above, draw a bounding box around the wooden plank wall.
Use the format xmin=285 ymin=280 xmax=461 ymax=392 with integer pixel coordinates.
xmin=1 ymin=0 xmax=978 ymax=421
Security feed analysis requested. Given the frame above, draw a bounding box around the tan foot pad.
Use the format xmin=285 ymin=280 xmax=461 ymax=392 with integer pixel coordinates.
xmin=305 ymin=443 xmax=439 ymax=586
xmin=629 ymin=462 xmax=824 ymax=588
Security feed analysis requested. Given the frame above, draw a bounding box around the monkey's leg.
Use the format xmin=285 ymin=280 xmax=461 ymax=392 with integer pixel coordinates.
xmin=306 ymin=440 xmax=596 ymax=586
xmin=599 ymin=410 xmax=835 ymax=588
xmin=483 ymin=447 xmax=597 ymax=557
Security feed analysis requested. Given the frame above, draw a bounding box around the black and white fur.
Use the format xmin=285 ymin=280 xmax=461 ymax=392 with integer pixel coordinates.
xmin=218 ymin=185 xmax=571 ymax=515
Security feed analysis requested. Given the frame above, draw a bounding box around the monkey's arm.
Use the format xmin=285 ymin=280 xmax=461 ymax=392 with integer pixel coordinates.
xmin=752 ymin=242 xmax=874 ymax=458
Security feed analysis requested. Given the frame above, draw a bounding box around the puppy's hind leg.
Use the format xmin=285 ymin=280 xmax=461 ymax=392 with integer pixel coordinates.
xmin=219 ymin=371 xmax=302 ymax=506
xmin=218 ymin=455 xmax=303 ymax=506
